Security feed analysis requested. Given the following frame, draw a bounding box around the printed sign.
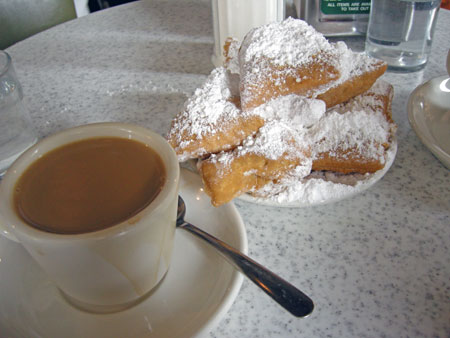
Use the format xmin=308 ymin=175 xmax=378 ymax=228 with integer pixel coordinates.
xmin=321 ymin=0 xmax=371 ymax=15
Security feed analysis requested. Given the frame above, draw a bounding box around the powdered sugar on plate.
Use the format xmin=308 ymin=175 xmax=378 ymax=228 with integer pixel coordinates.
xmin=239 ymin=139 xmax=397 ymax=207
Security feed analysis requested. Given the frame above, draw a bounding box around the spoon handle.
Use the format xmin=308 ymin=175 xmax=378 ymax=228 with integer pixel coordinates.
xmin=178 ymin=221 xmax=314 ymax=318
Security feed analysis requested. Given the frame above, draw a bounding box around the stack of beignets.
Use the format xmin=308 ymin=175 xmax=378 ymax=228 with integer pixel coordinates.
xmin=167 ymin=18 xmax=396 ymax=206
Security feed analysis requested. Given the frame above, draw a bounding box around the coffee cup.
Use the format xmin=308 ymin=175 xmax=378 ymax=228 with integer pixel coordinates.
xmin=0 ymin=122 xmax=180 ymax=313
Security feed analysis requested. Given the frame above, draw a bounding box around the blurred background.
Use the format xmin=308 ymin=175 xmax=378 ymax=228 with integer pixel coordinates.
xmin=74 ymin=0 xmax=137 ymax=17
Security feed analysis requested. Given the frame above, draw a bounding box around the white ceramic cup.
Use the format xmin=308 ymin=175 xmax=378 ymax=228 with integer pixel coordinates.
xmin=0 ymin=122 xmax=180 ymax=313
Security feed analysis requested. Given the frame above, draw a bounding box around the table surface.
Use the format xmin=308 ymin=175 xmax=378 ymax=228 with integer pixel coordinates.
xmin=5 ymin=0 xmax=450 ymax=337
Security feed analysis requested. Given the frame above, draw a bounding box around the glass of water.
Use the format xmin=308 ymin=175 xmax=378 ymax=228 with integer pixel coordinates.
xmin=0 ymin=51 xmax=37 ymax=177
xmin=365 ymin=0 xmax=441 ymax=72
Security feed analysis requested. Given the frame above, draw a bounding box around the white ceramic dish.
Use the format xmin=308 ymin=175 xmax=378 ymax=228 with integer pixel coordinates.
xmin=238 ymin=140 xmax=398 ymax=207
xmin=408 ymin=75 xmax=450 ymax=169
xmin=0 ymin=168 xmax=247 ymax=338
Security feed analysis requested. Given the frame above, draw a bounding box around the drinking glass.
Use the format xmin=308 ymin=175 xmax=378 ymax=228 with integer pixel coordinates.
xmin=365 ymin=0 xmax=441 ymax=72
xmin=0 ymin=50 xmax=37 ymax=176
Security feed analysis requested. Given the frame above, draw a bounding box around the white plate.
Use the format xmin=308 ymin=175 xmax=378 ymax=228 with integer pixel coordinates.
xmin=407 ymin=75 xmax=450 ymax=169
xmin=0 ymin=168 xmax=247 ymax=338
xmin=238 ymin=140 xmax=398 ymax=207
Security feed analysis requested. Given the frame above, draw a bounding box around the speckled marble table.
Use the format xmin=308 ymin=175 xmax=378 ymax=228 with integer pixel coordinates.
xmin=4 ymin=1 xmax=450 ymax=337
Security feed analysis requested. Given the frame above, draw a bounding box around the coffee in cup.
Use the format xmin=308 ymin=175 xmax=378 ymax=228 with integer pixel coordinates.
xmin=14 ymin=137 xmax=166 ymax=235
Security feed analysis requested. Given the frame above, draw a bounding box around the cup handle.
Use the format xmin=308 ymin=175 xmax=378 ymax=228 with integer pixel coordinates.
xmin=0 ymin=219 xmax=19 ymax=242
xmin=0 ymin=193 xmax=19 ymax=242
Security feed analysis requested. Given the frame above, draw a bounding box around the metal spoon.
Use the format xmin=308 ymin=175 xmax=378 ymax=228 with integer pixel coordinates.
xmin=176 ymin=196 xmax=314 ymax=318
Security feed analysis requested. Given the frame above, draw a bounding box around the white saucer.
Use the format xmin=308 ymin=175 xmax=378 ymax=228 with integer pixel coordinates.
xmin=408 ymin=75 xmax=450 ymax=169
xmin=0 ymin=168 xmax=247 ymax=338
xmin=238 ymin=140 xmax=398 ymax=207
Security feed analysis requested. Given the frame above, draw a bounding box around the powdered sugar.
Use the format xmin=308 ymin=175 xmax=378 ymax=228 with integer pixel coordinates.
xmin=181 ymin=67 xmax=240 ymax=132
xmin=243 ymin=140 xmax=397 ymax=206
xmin=239 ymin=121 xmax=308 ymax=160
xmin=309 ymin=109 xmax=391 ymax=161
xmin=251 ymin=175 xmax=357 ymax=205
xmin=341 ymin=79 xmax=393 ymax=114
xmin=237 ymin=18 xmax=386 ymax=111
xmin=167 ymin=67 xmax=242 ymax=158
xmin=206 ymin=95 xmax=326 ymax=164
xmin=224 ymin=38 xmax=241 ymax=75
xmin=240 ymin=18 xmax=339 ymax=68
xmin=251 ymin=94 xmax=326 ymax=128
xmin=207 ymin=87 xmax=391 ymax=165
xmin=227 ymin=85 xmax=394 ymax=206
xmin=310 ymin=42 xmax=385 ymax=98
